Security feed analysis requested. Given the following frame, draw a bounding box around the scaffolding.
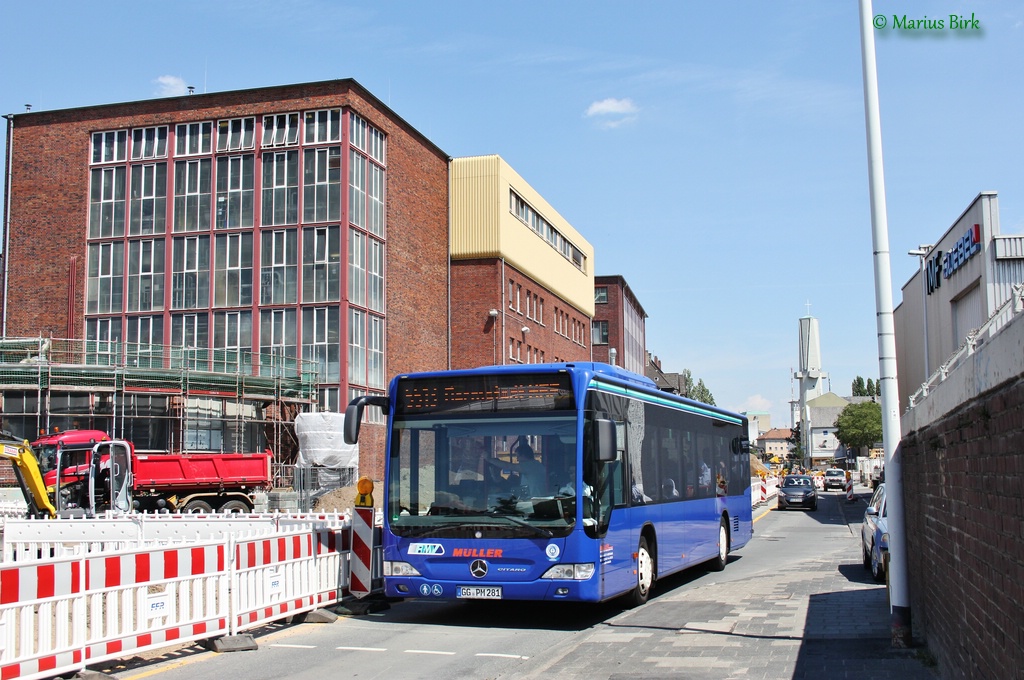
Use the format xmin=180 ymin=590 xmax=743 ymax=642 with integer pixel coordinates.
xmin=0 ymin=337 xmax=319 ymax=466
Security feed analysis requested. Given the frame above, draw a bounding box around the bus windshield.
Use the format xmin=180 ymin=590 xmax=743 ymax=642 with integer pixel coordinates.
xmin=388 ymin=413 xmax=583 ymax=539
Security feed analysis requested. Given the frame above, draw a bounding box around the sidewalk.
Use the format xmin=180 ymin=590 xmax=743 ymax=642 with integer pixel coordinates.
xmin=524 ymin=487 xmax=938 ymax=680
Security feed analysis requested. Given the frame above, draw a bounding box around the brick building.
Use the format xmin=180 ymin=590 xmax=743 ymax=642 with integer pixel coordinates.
xmin=449 ymin=155 xmax=594 ymax=369
xmin=592 ymin=275 xmax=647 ymax=374
xmin=0 ymin=79 xmax=450 ymax=479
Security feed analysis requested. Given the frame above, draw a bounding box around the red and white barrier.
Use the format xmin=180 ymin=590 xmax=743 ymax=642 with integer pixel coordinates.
xmin=349 ymin=506 xmax=374 ymax=599
xmin=0 ymin=512 xmax=377 ymax=680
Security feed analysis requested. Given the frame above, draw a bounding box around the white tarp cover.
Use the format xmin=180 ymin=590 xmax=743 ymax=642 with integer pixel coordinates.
xmin=295 ymin=412 xmax=358 ymax=468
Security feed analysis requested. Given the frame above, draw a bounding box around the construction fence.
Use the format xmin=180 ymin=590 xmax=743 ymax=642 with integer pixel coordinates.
xmin=0 ymin=511 xmax=382 ymax=680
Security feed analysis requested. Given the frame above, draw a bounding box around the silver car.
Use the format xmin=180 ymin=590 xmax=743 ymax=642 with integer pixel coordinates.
xmin=861 ymin=483 xmax=888 ymax=582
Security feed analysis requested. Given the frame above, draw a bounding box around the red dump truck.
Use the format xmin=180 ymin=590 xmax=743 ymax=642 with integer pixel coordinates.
xmin=35 ymin=430 xmax=271 ymax=514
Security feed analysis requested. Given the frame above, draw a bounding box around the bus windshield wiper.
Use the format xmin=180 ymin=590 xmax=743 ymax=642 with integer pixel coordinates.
xmin=399 ymin=522 xmax=461 ymax=538
xmin=468 ymin=510 xmax=554 ymax=538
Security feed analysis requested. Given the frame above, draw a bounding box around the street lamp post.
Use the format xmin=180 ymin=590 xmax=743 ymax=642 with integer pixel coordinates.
xmin=908 ymin=245 xmax=933 ymax=383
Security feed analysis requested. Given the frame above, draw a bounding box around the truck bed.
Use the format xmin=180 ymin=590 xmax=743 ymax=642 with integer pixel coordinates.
xmin=132 ymin=452 xmax=272 ymax=489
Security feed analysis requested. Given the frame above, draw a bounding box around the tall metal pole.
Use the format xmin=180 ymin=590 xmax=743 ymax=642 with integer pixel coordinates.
xmin=858 ymin=0 xmax=912 ymax=647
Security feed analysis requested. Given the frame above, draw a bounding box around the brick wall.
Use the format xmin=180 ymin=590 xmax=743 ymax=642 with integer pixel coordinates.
xmin=901 ymin=374 xmax=1024 ymax=679
xmin=450 ymin=259 xmax=591 ymax=370
xmin=592 ymin=281 xmax=623 ymax=364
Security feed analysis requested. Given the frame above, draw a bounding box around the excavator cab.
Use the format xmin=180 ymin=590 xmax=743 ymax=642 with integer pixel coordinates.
xmin=88 ymin=440 xmax=133 ymax=514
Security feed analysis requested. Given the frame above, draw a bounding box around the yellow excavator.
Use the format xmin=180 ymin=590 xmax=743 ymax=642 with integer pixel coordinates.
xmin=1 ymin=436 xmax=57 ymax=518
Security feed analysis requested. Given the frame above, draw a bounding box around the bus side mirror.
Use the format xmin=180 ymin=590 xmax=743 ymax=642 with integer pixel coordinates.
xmin=593 ymin=418 xmax=617 ymax=462
xmin=732 ymin=437 xmax=750 ymax=455
xmin=344 ymin=395 xmax=389 ymax=444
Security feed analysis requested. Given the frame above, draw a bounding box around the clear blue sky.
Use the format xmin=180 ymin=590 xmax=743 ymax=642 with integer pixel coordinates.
xmin=2 ymin=1 xmax=1022 ymax=429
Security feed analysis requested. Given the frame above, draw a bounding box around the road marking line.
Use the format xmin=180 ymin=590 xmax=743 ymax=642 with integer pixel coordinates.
xmin=476 ymin=653 xmax=530 ymax=659
xmin=337 ymin=646 xmax=387 ymax=652
xmin=405 ymin=649 xmax=456 ymax=655
xmin=271 ymin=644 xmax=317 ymax=649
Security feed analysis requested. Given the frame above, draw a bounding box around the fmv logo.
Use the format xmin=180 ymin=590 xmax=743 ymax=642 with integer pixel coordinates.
xmin=408 ymin=543 xmax=445 ymax=555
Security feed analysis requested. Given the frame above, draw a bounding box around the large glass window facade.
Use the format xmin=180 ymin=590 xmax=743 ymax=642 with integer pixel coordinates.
xmin=82 ymin=112 xmax=387 ymax=412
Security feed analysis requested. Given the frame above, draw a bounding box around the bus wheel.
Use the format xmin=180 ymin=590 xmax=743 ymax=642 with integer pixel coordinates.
xmin=708 ymin=517 xmax=729 ymax=572
xmin=629 ymin=536 xmax=654 ymax=607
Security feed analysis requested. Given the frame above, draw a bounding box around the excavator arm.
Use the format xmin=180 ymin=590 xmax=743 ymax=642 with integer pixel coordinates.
xmin=1 ymin=440 xmax=57 ymax=518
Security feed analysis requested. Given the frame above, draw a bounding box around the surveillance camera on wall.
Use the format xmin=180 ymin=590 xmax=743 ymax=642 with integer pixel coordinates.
xmin=522 ymin=326 xmax=530 ymax=333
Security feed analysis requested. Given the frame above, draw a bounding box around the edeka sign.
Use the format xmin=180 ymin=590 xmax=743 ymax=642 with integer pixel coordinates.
xmin=926 ymin=223 xmax=982 ymax=295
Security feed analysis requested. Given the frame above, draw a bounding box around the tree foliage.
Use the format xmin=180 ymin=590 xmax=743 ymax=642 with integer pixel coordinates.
xmin=835 ymin=401 xmax=882 ymax=451
xmin=677 ymin=369 xmax=715 ymax=405
xmin=851 ymin=375 xmax=881 ymax=397
xmin=690 ymin=379 xmax=715 ymax=406
xmin=786 ymin=422 xmax=803 ymax=460
xmin=851 ymin=376 xmax=867 ymax=396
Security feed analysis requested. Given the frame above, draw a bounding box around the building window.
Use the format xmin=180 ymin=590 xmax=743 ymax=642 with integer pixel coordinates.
xmin=171 ymin=235 xmax=210 ymax=309
xmin=348 ymin=308 xmax=365 ymax=383
xmin=349 ymin=229 xmax=366 ymax=306
xmin=127 ymin=239 xmax=165 ymax=312
xmin=85 ymin=317 xmax=123 ymax=366
xmin=86 ymin=242 xmax=124 ymax=314
xmin=173 ymin=159 xmax=212 ymax=232
xmin=259 ymin=308 xmax=297 ymax=376
xmin=368 ymin=314 xmax=384 ymax=389
xmin=215 ymin=155 xmax=254 ymax=228
xmin=595 ymin=287 xmax=608 ymax=304
xmin=126 ymin=316 xmax=164 ymax=367
xmin=368 ymin=237 xmax=384 ymax=313
xmin=260 ymin=229 xmax=297 ymax=304
xmin=214 ymin=232 xmax=253 ymax=307
xmin=351 ymin=114 xmax=386 ymax=165
xmin=213 ymin=311 xmax=253 ymax=373
xmin=320 ymin=387 xmax=340 ymax=413
xmin=302 ymin=226 xmax=340 ymax=303
xmin=131 ymin=127 xmax=167 ymax=160
xmin=171 ymin=314 xmax=209 ymax=366
xmin=262 ymin=150 xmax=299 ymax=226
xmin=303 ymin=147 xmax=341 ymax=223
xmin=175 ymin=122 xmax=212 ymax=156
xmin=129 ymin=163 xmax=167 ymax=235
xmin=305 ymin=109 xmax=341 ymax=144
xmin=509 ymin=189 xmax=587 ymax=273
xmin=592 ymin=320 xmax=609 ymax=346
xmin=348 ymin=387 xmax=384 ymax=424
xmin=89 ymin=167 xmax=126 ymax=238
xmin=302 ymin=307 xmax=340 ymax=382
xmin=92 ymin=130 xmax=127 ymax=164
xmin=262 ymin=113 xmax=300 ymax=147
xmin=368 ymin=163 xmax=384 ymax=237
xmin=217 ymin=117 xmax=255 ymax=152
xmin=349 ymin=148 xmax=366 ymax=230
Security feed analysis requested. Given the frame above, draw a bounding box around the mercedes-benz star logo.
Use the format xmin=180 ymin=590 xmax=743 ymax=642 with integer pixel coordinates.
xmin=470 ymin=560 xmax=488 ymax=578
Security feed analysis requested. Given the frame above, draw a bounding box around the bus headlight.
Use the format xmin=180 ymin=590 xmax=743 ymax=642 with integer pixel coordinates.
xmin=384 ymin=561 xmax=421 ymax=577
xmin=540 ymin=563 xmax=595 ymax=580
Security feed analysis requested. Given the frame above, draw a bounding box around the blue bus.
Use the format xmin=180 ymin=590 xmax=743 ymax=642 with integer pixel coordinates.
xmin=344 ymin=362 xmax=752 ymax=605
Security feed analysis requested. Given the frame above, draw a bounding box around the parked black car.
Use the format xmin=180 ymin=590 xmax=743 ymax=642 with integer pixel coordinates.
xmin=777 ymin=475 xmax=818 ymax=511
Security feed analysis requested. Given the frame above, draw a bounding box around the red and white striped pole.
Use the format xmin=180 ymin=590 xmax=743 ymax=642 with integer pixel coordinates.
xmin=349 ymin=476 xmax=374 ymax=599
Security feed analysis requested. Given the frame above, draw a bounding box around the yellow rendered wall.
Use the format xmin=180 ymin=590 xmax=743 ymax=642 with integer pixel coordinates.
xmin=450 ymin=155 xmax=595 ymax=317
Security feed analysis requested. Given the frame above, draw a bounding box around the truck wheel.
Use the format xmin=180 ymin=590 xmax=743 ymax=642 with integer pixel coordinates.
xmin=182 ymin=499 xmax=214 ymax=513
xmin=219 ymin=499 xmax=251 ymax=513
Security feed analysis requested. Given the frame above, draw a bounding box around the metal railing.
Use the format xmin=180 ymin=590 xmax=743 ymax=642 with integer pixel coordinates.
xmin=908 ymin=284 xmax=1024 ymax=410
